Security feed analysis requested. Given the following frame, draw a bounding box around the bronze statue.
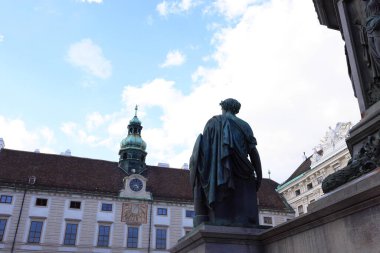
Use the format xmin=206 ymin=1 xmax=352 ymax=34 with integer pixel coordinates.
xmin=364 ymin=0 xmax=380 ymax=102
xmin=190 ymin=98 xmax=262 ymax=227
xmin=364 ymin=0 xmax=380 ymax=80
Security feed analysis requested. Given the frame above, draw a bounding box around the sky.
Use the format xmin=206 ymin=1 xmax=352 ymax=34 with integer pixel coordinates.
xmin=0 ymin=0 xmax=361 ymax=184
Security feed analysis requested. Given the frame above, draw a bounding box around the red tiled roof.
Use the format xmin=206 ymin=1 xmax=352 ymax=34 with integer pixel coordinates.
xmin=0 ymin=149 xmax=293 ymax=211
xmin=258 ymin=178 xmax=293 ymax=212
xmin=146 ymin=166 xmax=193 ymax=201
xmin=0 ymin=149 xmax=124 ymax=194
xmin=282 ymin=157 xmax=312 ymax=185
xmin=282 ymin=150 xmax=323 ymax=185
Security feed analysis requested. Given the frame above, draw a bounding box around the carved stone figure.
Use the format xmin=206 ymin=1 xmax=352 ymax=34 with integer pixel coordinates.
xmin=322 ymin=130 xmax=380 ymax=193
xmin=190 ymin=98 xmax=262 ymax=227
xmin=310 ymin=146 xmax=322 ymax=164
xmin=320 ymin=122 xmax=352 ymax=151
xmin=364 ymin=0 xmax=380 ymax=102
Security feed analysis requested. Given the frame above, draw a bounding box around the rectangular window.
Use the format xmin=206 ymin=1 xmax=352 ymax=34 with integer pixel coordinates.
xmin=70 ymin=201 xmax=81 ymax=209
xmin=0 ymin=195 xmax=12 ymax=204
xmin=63 ymin=223 xmax=78 ymax=246
xmin=101 ymin=203 xmax=112 ymax=212
xmin=28 ymin=221 xmax=43 ymax=243
xmin=35 ymin=198 xmax=48 ymax=206
xmin=157 ymin=208 xmax=167 ymax=216
xmin=298 ymin=205 xmax=304 ymax=215
xmin=295 ymin=189 xmax=301 ymax=196
xmin=185 ymin=210 xmax=195 ymax=218
xmin=307 ymin=183 xmax=313 ymax=190
xmin=0 ymin=219 xmax=7 ymax=241
xmin=97 ymin=225 xmax=110 ymax=247
xmin=156 ymin=228 xmax=167 ymax=249
xmin=333 ymin=163 xmax=340 ymax=172
xmin=127 ymin=227 xmax=138 ymax=248
xmin=263 ymin=216 xmax=273 ymax=224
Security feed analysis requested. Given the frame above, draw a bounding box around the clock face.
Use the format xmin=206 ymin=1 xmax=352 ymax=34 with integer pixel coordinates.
xmin=129 ymin=178 xmax=143 ymax=192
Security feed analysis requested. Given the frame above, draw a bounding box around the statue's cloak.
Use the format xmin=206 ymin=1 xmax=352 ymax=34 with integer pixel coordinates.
xmin=190 ymin=113 xmax=257 ymax=207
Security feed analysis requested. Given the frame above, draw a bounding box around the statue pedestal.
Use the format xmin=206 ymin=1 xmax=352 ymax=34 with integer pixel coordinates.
xmin=170 ymin=224 xmax=268 ymax=253
xmin=346 ymin=101 xmax=380 ymax=156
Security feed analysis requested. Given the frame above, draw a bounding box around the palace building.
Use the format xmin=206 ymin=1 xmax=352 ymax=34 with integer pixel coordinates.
xmin=277 ymin=122 xmax=352 ymax=216
xmin=0 ymin=111 xmax=294 ymax=252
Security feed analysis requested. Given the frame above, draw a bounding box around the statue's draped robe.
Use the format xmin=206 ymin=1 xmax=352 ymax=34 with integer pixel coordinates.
xmin=190 ymin=113 xmax=258 ymax=209
xmin=366 ymin=0 xmax=380 ymax=79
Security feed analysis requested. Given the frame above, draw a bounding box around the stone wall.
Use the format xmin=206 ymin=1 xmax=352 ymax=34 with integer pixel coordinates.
xmin=262 ymin=167 xmax=380 ymax=253
xmin=171 ymin=168 xmax=380 ymax=253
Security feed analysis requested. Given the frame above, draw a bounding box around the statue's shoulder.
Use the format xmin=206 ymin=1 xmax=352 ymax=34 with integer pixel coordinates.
xmin=205 ymin=115 xmax=222 ymax=125
xmin=230 ymin=115 xmax=255 ymax=138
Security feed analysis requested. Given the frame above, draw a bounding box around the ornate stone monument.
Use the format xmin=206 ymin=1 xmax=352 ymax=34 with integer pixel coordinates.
xmin=313 ymin=0 xmax=380 ymax=192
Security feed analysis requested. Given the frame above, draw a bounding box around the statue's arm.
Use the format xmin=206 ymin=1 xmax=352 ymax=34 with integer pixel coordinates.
xmin=249 ymin=147 xmax=262 ymax=191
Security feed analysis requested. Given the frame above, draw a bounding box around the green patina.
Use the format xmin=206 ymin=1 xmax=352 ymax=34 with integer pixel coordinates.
xmin=276 ymin=172 xmax=306 ymax=192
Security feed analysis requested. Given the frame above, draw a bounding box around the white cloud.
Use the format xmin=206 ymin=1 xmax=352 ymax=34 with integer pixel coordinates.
xmin=210 ymin=0 xmax=260 ymax=19
xmin=67 ymin=38 xmax=112 ymax=79
xmin=0 ymin=34 xmax=4 ymax=42
xmin=118 ymin=0 xmax=361 ymax=181
xmin=61 ymin=122 xmax=77 ymax=136
xmin=39 ymin=127 xmax=54 ymax=144
xmin=56 ymin=0 xmax=360 ymax=183
xmin=157 ymin=0 xmax=200 ymax=16
xmin=160 ymin=50 xmax=186 ymax=68
xmin=60 ymin=111 xmax=123 ymax=150
xmin=80 ymin=0 xmax=103 ymax=3
xmin=86 ymin=112 xmax=109 ymax=130
xmin=0 ymin=116 xmax=56 ymax=153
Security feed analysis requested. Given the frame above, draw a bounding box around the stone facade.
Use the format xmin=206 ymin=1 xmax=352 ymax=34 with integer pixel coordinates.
xmin=0 ymin=187 xmax=193 ymax=252
xmin=0 ymin=148 xmax=294 ymax=252
xmin=277 ymin=122 xmax=352 ymax=216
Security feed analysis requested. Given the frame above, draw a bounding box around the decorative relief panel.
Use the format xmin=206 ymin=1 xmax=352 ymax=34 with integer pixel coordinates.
xmin=121 ymin=203 xmax=148 ymax=225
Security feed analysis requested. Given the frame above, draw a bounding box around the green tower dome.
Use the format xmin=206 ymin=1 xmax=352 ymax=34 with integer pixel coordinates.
xmin=119 ymin=106 xmax=147 ymax=174
xmin=120 ymin=134 xmax=147 ymax=151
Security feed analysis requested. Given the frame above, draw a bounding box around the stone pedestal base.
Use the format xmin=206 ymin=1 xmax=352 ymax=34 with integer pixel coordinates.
xmin=170 ymin=224 xmax=268 ymax=253
xmin=346 ymin=100 xmax=380 ymax=156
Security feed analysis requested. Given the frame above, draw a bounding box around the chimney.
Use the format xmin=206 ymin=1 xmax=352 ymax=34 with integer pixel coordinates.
xmin=0 ymin=138 xmax=4 ymax=150
xmin=157 ymin=162 xmax=169 ymax=168
xmin=28 ymin=176 xmax=36 ymax=185
xmin=61 ymin=149 xmax=71 ymax=156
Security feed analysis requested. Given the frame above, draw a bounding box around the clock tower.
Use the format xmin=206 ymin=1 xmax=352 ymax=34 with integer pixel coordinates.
xmin=119 ymin=106 xmax=147 ymax=175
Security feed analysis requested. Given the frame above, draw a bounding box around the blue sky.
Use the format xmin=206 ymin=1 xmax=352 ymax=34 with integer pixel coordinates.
xmin=0 ymin=0 xmax=360 ymax=183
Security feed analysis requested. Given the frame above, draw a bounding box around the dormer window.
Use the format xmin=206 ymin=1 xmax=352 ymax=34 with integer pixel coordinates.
xmin=35 ymin=198 xmax=48 ymax=207
xmin=70 ymin=201 xmax=81 ymax=209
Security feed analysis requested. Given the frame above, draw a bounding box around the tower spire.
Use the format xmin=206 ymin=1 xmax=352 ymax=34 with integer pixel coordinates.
xmin=119 ymin=107 xmax=147 ymax=174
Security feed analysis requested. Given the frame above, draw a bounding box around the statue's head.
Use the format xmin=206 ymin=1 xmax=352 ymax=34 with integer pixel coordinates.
xmin=220 ymin=98 xmax=241 ymax=115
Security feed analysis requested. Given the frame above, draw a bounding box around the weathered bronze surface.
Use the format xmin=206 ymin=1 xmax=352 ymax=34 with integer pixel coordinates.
xmin=190 ymin=98 xmax=262 ymax=227
xmin=322 ymin=130 xmax=380 ymax=193
xmin=364 ymin=0 xmax=380 ymax=104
